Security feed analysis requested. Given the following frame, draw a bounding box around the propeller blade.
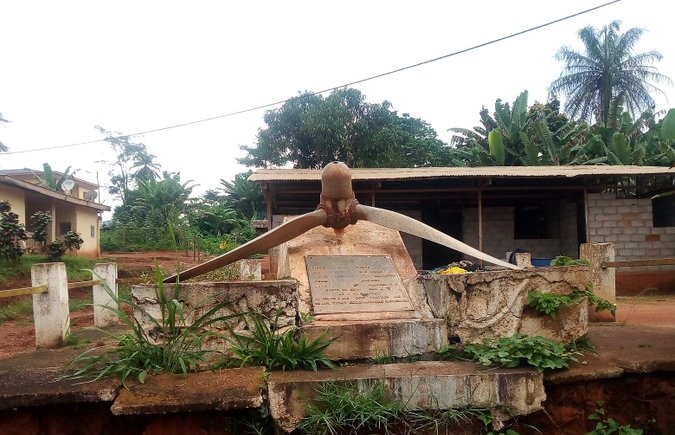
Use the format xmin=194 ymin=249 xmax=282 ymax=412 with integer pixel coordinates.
xmin=163 ymin=209 xmax=328 ymax=282
xmin=354 ymin=204 xmax=519 ymax=270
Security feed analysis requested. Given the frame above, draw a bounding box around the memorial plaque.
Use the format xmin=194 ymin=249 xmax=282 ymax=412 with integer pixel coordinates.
xmin=307 ymin=255 xmax=414 ymax=314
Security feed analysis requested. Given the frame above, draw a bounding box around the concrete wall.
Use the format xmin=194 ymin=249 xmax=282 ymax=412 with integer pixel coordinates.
xmin=462 ymin=202 xmax=579 ymax=264
xmin=75 ymin=205 xmax=100 ymax=256
xmin=587 ymin=193 xmax=675 ymax=293
xmin=0 ymin=185 xmax=26 ymax=225
xmin=587 ymin=192 xmax=675 ymax=261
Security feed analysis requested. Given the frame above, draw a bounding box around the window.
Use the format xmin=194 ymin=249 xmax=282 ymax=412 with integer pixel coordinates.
xmin=653 ymin=194 xmax=675 ymax=227
xmin=91 ymin=225 xmax=96 ymax=237
xmin=514 ymin=206 xmax=552 ymax=239
xmin=59 ymin=222 xmax=71 ymax=236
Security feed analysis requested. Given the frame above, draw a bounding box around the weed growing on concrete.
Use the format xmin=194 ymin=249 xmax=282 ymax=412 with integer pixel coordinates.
xmin=464 ymin=334 xmax=581 ymax=371
xmin=527 ymin=291 xmax=575 ymax=318
xmin=299 ymin=381 xmax=524 ymax=435
xmin=550 ymin=256 xmax=591 ymax=266
xmin=527 ymin=285 xmax=616 ymax=318
xmin=63 ymin=266 xmax=241 ymax=385
xmin=224 ymin=311 xmax=335 ymax=371
xmin=300 ymin=381 xmax=400 ymax=435
xmin=586 ymin=401 xmax=643 ymax=435
xmin=581 ymin=285 xmax=617 ymax=316
xmin=372 ymin=351 xmax=396 ymax=364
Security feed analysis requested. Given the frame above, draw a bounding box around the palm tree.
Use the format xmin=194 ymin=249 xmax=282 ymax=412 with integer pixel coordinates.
xmin=550 ymin=20 xmax=671 ymax=125
xmin=131 ymin=150 xmax=161 ymax=182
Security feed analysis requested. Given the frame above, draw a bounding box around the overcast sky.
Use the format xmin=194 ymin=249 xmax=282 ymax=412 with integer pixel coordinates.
xmin=1 ymin=0 xmax=673 ymax=213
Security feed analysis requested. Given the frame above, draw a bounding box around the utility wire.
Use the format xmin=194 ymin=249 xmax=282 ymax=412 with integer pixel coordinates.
xmin=4 ymin=0 xmax=620 ymax=156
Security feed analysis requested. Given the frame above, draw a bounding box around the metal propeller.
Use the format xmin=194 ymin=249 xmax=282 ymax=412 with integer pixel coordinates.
xmin=164 ymin=161 xmax=518 ymax=282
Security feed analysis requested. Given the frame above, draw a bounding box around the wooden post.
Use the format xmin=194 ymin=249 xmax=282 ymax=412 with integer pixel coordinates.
xmin=93 ymin=263 xmax=118 ymax=327
xmin=31 ymin=262 xmax=70 ymax=348
xmin=580 ymin=242 xmax=616 ymax=322
xmin=478 ymin=190 xmax=483 ymax=265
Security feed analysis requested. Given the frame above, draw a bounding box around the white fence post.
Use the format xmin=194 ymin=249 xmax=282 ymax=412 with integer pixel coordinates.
xmin=93 ymin=263 xmax=118 ymax=327
xmin=31 ymin=262 xmax=70 ymax=349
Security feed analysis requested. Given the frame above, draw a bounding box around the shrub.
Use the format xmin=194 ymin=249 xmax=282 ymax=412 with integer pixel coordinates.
xmin=0 ymin=200 xmax=27 ymax=262
xmin=47 ymin=239 xmax=66 ymax=261
xmin=29 ymin=211 xmax=52 ymax=251
xmin=47 ymin=231 xmax=84 ymax=262
xmin=63 ymin=231 xmax=83 ymax=253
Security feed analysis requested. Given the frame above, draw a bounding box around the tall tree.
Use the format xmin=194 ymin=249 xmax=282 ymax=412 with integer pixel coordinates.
xmin=131 ymin=151 xmax=161 ymax=182
xmin=550 ymin=20 xmax=671 ymax=125
xmin=95 ymin=125 xmax=154 ymax=203
xmin=239 ymin=88 xmax=450 ymax=169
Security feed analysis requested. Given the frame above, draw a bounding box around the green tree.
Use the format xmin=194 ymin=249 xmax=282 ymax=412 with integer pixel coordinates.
xmin=239 ymin=88 xmax=450 ymax=169
xmin=131 ymin=151 xmax=161 ymax=182
xmin=220 ymin=170 xmax=265 ymax=219
xmin=131 ymin=171 xmax=195 ymax=241
xmin=95 ymin=125 xmax=150 ymax=203
xmin=550 ymin=20 xmax=671 ymax=125
xmin=450 ymin=92 xmax=587 ymax=166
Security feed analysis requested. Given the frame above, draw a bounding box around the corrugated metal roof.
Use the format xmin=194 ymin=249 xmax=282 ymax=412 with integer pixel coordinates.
xmin=249 ymin=165 xmax=675 ymax=182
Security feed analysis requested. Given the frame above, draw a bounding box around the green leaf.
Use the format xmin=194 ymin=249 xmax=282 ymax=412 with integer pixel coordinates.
xmin=611 ymin=133 xmax=630 ymax=164
xmin=488 ymin=130 xmax=506 ymax=165
xmin=661 ymin=108 xmax=675 ymax=140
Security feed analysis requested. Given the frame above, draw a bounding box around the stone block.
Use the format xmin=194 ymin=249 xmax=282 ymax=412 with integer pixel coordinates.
xmin=111 ymin=368 xmax=265 ymax=415
xmin=302 ymin=318 xmax=448 ymax=361
xmin=519 ymin=299 xmax=589 ymax=344
xmin=132 ymin=280 xmax=297 ymax=351
xmin=421 ymin=266 xmax=590 ymax=344
xmin=267 ymin=361 xmax=545 ymax=433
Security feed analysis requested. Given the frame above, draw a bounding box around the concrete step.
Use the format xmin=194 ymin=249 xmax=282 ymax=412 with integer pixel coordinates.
xmin=267 ymin=360 xmax=546 ymax=433
xmin=111 ymin=367 xmax=265 ymax=415
xmin=302 ymin=317 xmax=448 ymax=361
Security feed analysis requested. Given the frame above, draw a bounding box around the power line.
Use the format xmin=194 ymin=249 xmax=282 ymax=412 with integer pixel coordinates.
xmin=4 ymin=0 xmax=620 ymax=156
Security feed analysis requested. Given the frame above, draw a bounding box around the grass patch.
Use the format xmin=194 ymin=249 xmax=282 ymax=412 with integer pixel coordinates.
xmin=299 ymin=381 xmax=521 ymax=435
xmin=0 ymin=254 xmax=103 ymax=285
xmin=0 ymin=296 xmax=33 ymax=324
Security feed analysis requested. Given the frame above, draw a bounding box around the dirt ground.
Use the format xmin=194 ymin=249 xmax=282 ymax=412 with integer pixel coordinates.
xmin=1 ymin=251 xmax=673 ymax=359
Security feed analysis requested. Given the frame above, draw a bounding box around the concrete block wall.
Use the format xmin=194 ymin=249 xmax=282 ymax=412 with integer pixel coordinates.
xmin=587 ymin=192 xmax=675 ymax=269
xmin=463 ymin=203 xmax=578 ymax=263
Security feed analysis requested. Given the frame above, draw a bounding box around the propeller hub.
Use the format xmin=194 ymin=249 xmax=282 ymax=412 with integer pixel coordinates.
xmin=319 ymin=161 xmax=359 ymax=229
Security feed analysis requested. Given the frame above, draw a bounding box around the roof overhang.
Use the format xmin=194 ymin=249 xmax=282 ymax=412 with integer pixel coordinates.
xmin=0 ymin=175 xmax=110 ymax=212
xmin=249 ymin=165 xmax=675 ymax=182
